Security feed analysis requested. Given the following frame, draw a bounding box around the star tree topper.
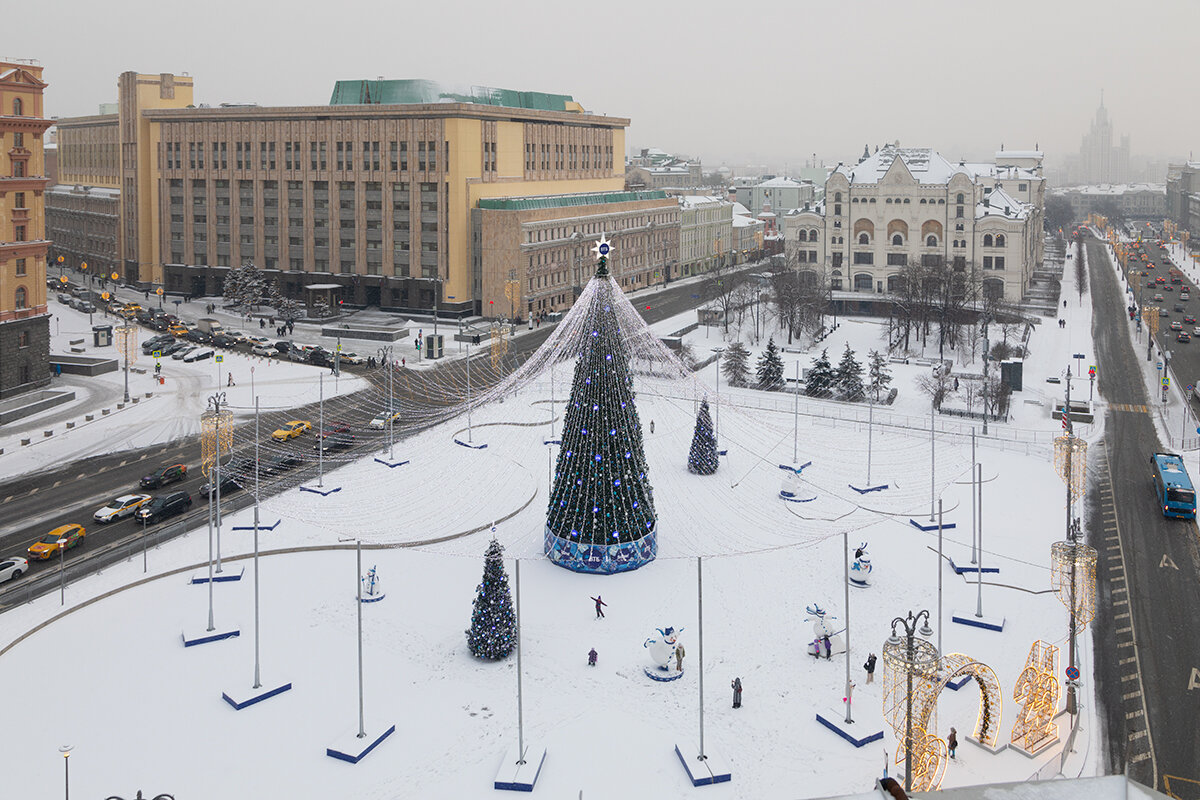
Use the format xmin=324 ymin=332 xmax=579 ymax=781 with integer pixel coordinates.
xmin=592 ymin=233 xmax=613 ymax=278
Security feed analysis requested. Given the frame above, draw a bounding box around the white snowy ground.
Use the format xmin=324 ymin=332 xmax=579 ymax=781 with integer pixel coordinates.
xmin=0 ymin=302 xmax=366 ymax=481
xmin=0 ymin=306 xmax=1104 ymax=798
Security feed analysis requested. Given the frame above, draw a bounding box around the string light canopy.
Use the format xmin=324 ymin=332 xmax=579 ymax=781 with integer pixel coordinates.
xmin=544 ymin=234 xmax=658 ymax=574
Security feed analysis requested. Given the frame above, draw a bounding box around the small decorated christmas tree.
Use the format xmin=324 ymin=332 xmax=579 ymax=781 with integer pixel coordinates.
xmin=688 ymin=398 xmax=719 ymax=474
xmin=465 ymin=538 xmax=516 ymax=660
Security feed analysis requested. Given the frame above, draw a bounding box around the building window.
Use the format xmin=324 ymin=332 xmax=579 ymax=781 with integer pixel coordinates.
xmin=995 ymin=234 xmax=1006 ymax=247
xmin=983 ymin=256 xmax=993 ymax=270
xmin=15 ymin=286 xmax=27 ymax=310
xmin=886 ymin=253 xmax=907 ymax=266
xmin=14 ymin=224 xmax=25 ymax=241
xmin=983 ymin=234 xmax=993 ymax=247
xmin=891 ymin=234 xmax=903 ymax=246
xmin=17 ymin=330 xmax=30 ymax=348
xmin=858 ymin=233 xmax=869 ymax=245
xmin=852 ymin=251 xmax=874 ymax=265
xmin=1018 ymin=183 xmax=1027 ymax=192
xmin=956 ymin=207 xmax=963 ymax=219
xmin=15 ymin=258 xmax=27 ymax=276
xmin=994 ymin=256 xmax=1005 ymax=270
xmin=12 ymin=97 xmax=22 ymax=116
xmin=13 ymin=160 xmax=24 ymax=177
xmin=14 ymin=192 xmax=25 ymax=209
xmin=926 ymin=235 xmax=937 ymax=247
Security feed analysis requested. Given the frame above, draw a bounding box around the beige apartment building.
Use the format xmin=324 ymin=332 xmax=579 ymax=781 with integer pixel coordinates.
xmin=49 ymin=75 xmax=632 ymax=318
xmin=475 ymin=191 xmax=679 ymax=319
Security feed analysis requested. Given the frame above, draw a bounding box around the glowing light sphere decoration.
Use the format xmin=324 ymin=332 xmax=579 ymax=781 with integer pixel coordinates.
xmin=1053 ymin=435 xmax=1087 ymax=500
xmin=544 ymin=234 xmax=658 ymax=574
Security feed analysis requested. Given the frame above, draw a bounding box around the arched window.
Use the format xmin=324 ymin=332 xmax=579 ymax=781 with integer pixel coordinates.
xmin=886 ymin=198 xmax=893 ymax=204
xmin=995 ymin=234 xmax=1006 ymax=247
xmin=15 ymin=286 xmax=27 ymax=310
xmin=797 ymin=229 xmax=808 ymax=242
xmin=983 ymin=234 xmax=994 ymax=247
xmin=956 ymin=193 xmax=965 ymax=204
xmin=810 ymin=229 xmax=819 ymax=240
xmin=835 ymin=192 xmax=842 ymax=202
xmin=926 ymin=235 xmax=937 ymax=247
xmin=854 ymin=273 xmax=874 ymax=291
xmin=858 ymin=232 xmax=870 ymax=245
xmin=892 ymin=234 xmax=903 ymax=246
xmin=12 ymin=97 xmax=22 ymax=116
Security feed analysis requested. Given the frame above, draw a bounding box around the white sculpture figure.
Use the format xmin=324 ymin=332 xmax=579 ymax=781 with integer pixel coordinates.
xmin=804 ymin=603 xmax=844 ymax=659
xmin=849 ymin=541 xmax=873 ymax=587
xmin=643 ymin=626 xmax=685 ymax=680
xmin=360 ymin=565 xmax=385 ymax=602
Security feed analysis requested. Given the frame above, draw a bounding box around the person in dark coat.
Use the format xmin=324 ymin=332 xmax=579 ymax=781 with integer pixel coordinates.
xmin=590 ymin=595 xmax=607 ymax=619
xmin=947 ymin=727 xmax=958 ymax=759
xmin=822 ymin=634 xmax=832 ymax=659
xmin=731 ymin=677 xmax=742 ymax=708
xmin=864 ymin=653 xmax=877 ymax=684
xmin=588 ymin=648 xmax=598 ymax=667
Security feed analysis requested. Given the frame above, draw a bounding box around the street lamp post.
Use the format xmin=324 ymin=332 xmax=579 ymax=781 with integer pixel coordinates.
xmin=886 ymin=609 xmax=935 ymax=792
xmin=378 ymin=345 xmax=395 ymax=460
xmin=59 ymin=745 xmax=72 ymax=800
xmin=81 ymin=261 xmax=93 ymax=326
xmin=58 ymin=537 xmax=68 ymax=605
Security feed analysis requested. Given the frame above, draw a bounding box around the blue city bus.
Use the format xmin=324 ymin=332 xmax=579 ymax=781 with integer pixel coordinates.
xmin=1150 ymin=453 xmax=1197 ymax=519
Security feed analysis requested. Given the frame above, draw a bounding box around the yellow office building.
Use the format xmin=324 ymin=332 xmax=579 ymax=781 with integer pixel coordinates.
xmin=50 ymin=77 xmax=639 ymax=318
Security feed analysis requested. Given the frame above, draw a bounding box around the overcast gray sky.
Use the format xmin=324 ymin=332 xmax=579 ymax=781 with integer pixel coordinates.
xmin=23 ymin=0 xmax=1199 ymax=169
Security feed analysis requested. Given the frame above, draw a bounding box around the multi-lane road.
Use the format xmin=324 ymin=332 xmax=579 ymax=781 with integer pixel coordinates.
xmin=1086 ymin=231 xmax=1200 ymax=796
xmin=0 ymin=269 xmax=742 ymax=609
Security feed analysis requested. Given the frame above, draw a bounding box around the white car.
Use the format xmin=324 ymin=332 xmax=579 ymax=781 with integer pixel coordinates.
xmin=94 ymin=494 xmax=151 ymax=523
xmin=172 ymin=345 xmax=197 ymax=360
xmin=339 ymin=351 xmax=366 ymax=365
xmin=251 ymin=343 xmax=278 ymax=357
xmin=225 ymin=330 xmax=250 ymax=344
xmin=368 ymin=410 xmax=402 ymax=430
xmin=0 ymin=556 xmax=28 ymax=583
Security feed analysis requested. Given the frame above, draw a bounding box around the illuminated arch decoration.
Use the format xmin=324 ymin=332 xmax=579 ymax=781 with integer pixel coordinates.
xmin=883 ymin=650 xmax=1002 ymax=792
xmin=1010 ymin=640 xmax=1060 ymax=755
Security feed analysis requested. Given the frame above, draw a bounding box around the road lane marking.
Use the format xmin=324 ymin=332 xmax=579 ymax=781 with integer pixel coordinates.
xmin=1122 ymin=673 xmax=1139 ymax=682
xmin=28 ymin=487 xmax=37 ymax=495
xmin=1114 ymin=598 xmax=1129 ymax=606
xmin=1123 ymin=691 xmax=1142 ymax=700
xmin=52 ymin=480 xmax=61 ymax=488
xmin=1160 ymin=554 xmax=1179 ymax=570
xmin=1117 ymin=626 xmax=1133 ymax=634
xmin=1126 ymin=709 xmax=1144 ymax=719
xmin=1115 ymin=612 xmax=1130 ymax=620
xmin=1129 ymin=730 xmax=1148 ymax=740
xmin=1130 ymin=752 xmax=1151 ymax=764
xmin=1120 ymin=657 xmax=1138 ymax=665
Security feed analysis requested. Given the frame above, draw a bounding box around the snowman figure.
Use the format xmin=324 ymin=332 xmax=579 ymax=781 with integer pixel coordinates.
xmin=643 ymin=626 xmax=685 ymax=681
xmin=360 ymin=565 xmax=385 ymax=603
xmin=849 ymin=542 xmax=873 ymax=587
xmin=804 ymin=603 xmax=844 ymax=659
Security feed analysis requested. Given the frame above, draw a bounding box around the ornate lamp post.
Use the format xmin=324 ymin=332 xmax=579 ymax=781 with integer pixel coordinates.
xmin=1053 ymin=380 xmax=1089 ymax=715
xmin=884 ymin=609 xmax=937 ymax=792
xmin=114 ymin=321 xmax=138 ymax=404
xmin=80 ymin=261 xmax=93 ymax=325
xmin=59 ymin=745 xmax=72 ymax=800
xmin=200 ymin=393 xmax=233 ymax=620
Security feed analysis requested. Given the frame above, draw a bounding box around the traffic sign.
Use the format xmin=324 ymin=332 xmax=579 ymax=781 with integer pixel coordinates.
xmin=152 ymin=351 xmax=161 ymax=358
xmin=1088 ymin=365 xmax=1096 ymax=377
xmin=156 ymin=287 xmax=164 ymax=296
xmin=215 ymin=355 xmax=224 ymax=363
xmin=1073 ymin=353 xmax=1086 ymax=359
xmin=1065 ymin=665 xmax=1080 ymax=681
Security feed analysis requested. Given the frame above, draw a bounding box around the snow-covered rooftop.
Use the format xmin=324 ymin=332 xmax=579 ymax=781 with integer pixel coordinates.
xmin=1053 ymin=183 xmax=1165 ymax=196
xmin=678 ymin=195 xmax=727 ymax=208
xmin=731 ymin=214 xmax=762 ymax=228
xmin=731 ymin=202 xmax=751 ymax=216
xmin=976 ymin=185 xmax=1030 ymax=220
xmin=755 ymin=176 xmax=809 ymax=188
xmin=994 ymin=149 xmax=1043 ymax=159
xmin=845 ymin=145 xmax=972 ymax=185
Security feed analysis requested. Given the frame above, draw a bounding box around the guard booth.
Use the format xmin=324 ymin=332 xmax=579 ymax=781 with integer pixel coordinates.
xmin=92 ymin=324 xmax=113 ymax=347
xmin=424 ymin=333 xmax=444 ymax=359
xmin=304 ymin=283 xmax=341 ymax=316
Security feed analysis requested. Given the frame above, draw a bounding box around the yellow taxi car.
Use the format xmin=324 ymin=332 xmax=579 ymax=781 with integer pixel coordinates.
xmin=168 ymin=324 xmax=189 ymax=337
xmin=271 ymin=420 xmax=312 ymax=441
xmin=28 ymin=524 xmax=86 ymax=560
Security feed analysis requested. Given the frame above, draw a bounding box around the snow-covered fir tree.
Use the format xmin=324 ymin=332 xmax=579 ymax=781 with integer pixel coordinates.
xmin=687 ymin=398 xmax=718 ymax=474
xmin=722 ymin=341 xmax=751 ymax=388
xmin=868 ymin=349 xmax=893 ymax=401
xmin=465 ymin=538 xmax=516 ymax=660
xmin=755 ymin=337 xmax=785 ymax=391
xmin=835 ymin=343 xmax=865 ymax=402
xmin=804 ymin=348 xmax=835 ymax=397
xmin=223 ymin=261 xmax=270 ymax=311
xmin=269 ymin=281 xmax=301 ymax=321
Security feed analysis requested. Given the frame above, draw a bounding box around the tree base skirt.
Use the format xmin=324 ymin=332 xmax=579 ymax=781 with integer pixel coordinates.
xmin=544 ymin=524 xmax=657 ymax=574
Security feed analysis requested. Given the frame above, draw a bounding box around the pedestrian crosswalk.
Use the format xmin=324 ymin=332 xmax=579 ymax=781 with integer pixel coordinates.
xmin=1111 ymin=403 xmax=1149 ymax=413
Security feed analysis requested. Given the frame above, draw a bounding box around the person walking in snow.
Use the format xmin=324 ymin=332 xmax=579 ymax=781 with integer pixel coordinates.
xmin=864 ymin=653 xmax=877 ymax=684
xmin=947 ymin=727 xmax=958 ymax=759
xmin=731 ymin=677 xmax=742 ymax=708
xmin=259 ymin=318 xmax=266 ymax=329
xmin=675 ymin=642 xmax=686 ymax=672
xmin=822 ymin=634 xmax=832 ymax=659
xmin=227 ymin=372 xmax=235 ymax=387
xmin=590 ymin=595 xmax=607 ymax=619
xmin=588 ymin=648 xmax=598 ymax=667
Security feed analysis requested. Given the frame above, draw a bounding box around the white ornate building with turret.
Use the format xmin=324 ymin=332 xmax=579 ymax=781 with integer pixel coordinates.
xmin=785 ymin=144 xmax=1044 ymax=304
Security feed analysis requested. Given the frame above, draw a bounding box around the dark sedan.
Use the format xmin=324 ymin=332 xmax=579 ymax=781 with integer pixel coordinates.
xmin=134 ymin=491 xmax=193 ymax=524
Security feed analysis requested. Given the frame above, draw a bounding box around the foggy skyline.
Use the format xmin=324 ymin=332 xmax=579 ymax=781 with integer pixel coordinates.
xmin=17 ymin=0 xmax=1198 ymax=170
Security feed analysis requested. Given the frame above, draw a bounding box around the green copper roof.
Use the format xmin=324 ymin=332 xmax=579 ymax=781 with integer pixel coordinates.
xmin=478 ymin=191 xmax=668 ymax=211
xmin=329 ymin=79 xmax=575 ymax=112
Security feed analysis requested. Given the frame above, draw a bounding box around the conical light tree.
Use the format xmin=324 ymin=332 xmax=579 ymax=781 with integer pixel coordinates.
xmin=688 ymin=398 xmax=718 ymax=474
xmin=466 ymin=538 xmax=516 ymax=660
xmin=545 ymin=235 xmax=658 ymax=574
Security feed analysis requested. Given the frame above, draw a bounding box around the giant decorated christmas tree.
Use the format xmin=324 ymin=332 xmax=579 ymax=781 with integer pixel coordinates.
xmin=544 ymin=235 xmax=658 ymax=574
